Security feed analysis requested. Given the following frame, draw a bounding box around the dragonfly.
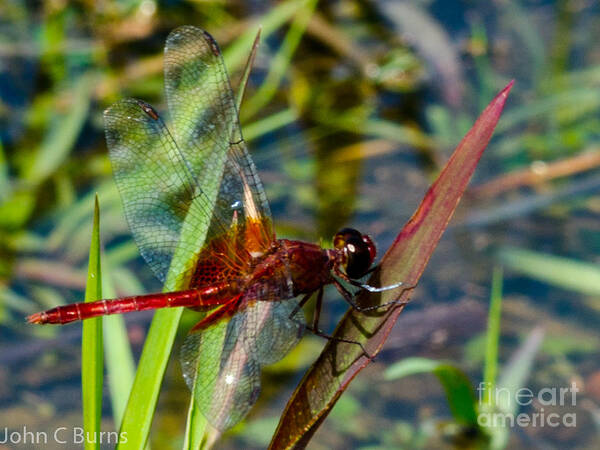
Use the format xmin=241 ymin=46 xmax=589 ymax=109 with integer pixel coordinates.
xmin=27 ymin=26 xmax=405 ymax=431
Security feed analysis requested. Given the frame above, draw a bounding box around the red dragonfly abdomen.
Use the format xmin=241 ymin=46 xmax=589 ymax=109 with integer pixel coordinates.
xmin=27 ymin=281 xmax=238 ymax=325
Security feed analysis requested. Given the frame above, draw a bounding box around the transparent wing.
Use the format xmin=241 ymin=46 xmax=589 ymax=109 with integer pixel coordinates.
xmin=105 ymin=26 xmax=295 ymax=431
xmin=181 ymin=325 xmax=261 ymax=431
xmin=164 ymin=26 xmax=273 ymax=253
xmin=104 ymin=98 xmax=225 ymax=285
xmin=104 ymin=26 xmax=275 ymax=286
xmin=246 ymin=298 xmax=305 ymax=366
xmin=180 ymin=298 xmax=305 ymax=430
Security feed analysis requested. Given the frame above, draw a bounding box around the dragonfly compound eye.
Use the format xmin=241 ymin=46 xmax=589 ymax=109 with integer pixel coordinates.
xmin=333 ymin=228 xmax=362 ymax=249
xmin=333 ymin=228 xmax=376 ymax=279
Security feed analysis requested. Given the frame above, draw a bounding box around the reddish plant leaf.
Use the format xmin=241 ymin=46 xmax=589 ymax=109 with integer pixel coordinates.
xmin=269 ymin=81 xmax=514 ymax=449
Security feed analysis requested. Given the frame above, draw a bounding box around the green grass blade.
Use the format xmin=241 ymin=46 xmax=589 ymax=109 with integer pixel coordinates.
xmin=104 ymin=314 xmax=136 ymax=428
xmin=0 ymin=138 xmax=9 ymax=200
xmin=489 ymin=327 xmax=545 ymax=449
xmin=498 ymin=246 xmax=600 ymax=296
xmin=223 ymin=0 xmax=308 ymax=72
xmin=495 ymin=87 xmax=600 ymax=133
xmin=82 ymin=195 xmax=103 ymax=450
xmin=243 ymin=109 xmax=297 ymax=141
xmin=384 ymin=358 xmax=480 ymax=427
xmin=242 ymin=0 xmax=319 ymax=118
xmin=235 ymin=27 xmax=262 ymax=113
xmin=384 ymin=356 xmax=442 ymax=379
xmin=183 ymin=318 xmax=229 ymax=447
xmin=24 ymin=73 xmax=95 ymax=185
xmin=182 ymin=393 xmax=212 ymax=450
xmin=497 ymin=327 xmax=545 ymax=414
xmin=319 ymin=114 xmax=435 ymax=150
xmin=116 ymin=308 xmax=183 ymax=449
xmin=0 ymin=190 xmax=36 ymax=229
xmin=119 ymin=202 xmax=219 ymax=449
xmin=482 ymin=266 xmax=503 ymax=405
xmin=101 ymin=263 xmax=136 ymax=428
xmin=48 ymin=180 xmax=119 ymax=252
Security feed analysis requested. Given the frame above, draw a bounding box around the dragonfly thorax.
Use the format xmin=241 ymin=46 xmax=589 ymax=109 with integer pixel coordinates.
xmin=275 ymin=239 xmax=334 ymax=296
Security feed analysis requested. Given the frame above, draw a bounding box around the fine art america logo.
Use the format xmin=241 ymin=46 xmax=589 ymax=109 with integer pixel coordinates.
xmin=477 ymin=381 xmax=578 ymax=428
xmin=0 ymin=427 xmax=127 ymax=445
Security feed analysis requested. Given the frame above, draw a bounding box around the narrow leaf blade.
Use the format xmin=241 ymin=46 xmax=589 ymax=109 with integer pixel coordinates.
xmin=498 ymin=246 xmax=600 ymax=296
xmin=101 ymin=265 xmax=136 ymax=429
xmin=488 ymin=327 xmax=545 ymax=449
xmin=242 ymin=0 xmax=319 ymax=118
xmin=115 ymin=308 xmax=183 ymax=450
xmin=483 ymin=266 xmax=503 ymax=405
xmin=235 ymin=27 xmax=262 ymax=112
xmin=82 ymin=195 xmax=103 ymax=450
xmin=385 ymin=358 xmax=480 ymax=427
xmin=269 ymin=81 xmax=514 ymax=449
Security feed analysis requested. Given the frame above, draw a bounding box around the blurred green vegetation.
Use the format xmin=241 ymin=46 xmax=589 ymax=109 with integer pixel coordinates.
xmin=1 ymin=1 xmax=599 ymax=449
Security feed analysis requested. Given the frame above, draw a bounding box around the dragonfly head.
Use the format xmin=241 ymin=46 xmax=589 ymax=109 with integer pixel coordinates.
xmin=333 ymin=228 xmax=376 ymax=279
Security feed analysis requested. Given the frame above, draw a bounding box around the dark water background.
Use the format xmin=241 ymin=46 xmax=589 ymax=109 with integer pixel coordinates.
xmin=0 ymin=1 xmax=599 ymax=448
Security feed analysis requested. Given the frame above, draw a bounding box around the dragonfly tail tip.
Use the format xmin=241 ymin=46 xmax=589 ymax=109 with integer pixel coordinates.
xmin=26 ymin=312 xmax=46 ymax=324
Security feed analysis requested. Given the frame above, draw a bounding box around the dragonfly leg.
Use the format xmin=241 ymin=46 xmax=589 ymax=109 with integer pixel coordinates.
xmin=335 ymin=265 xmax=410 ymax=293
xmin=190 ymin=294 xmax=242 ymax=332
xmin=290 ymin=288 xmax=324 ymax=330
xmin=312 ymin=287 xmax=323 ymax=331
xmin=289 ymin=291 xmax=313 ymax=320
xmin=333 ymin=278 xmax=412 ymax=313
xmin=362 ymin=264 xmax=379 ymax=276
xmin=303 ymin=323 xmax=373 ymax=360
xmin=289 ymin=288 xmax=374 ymax=359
